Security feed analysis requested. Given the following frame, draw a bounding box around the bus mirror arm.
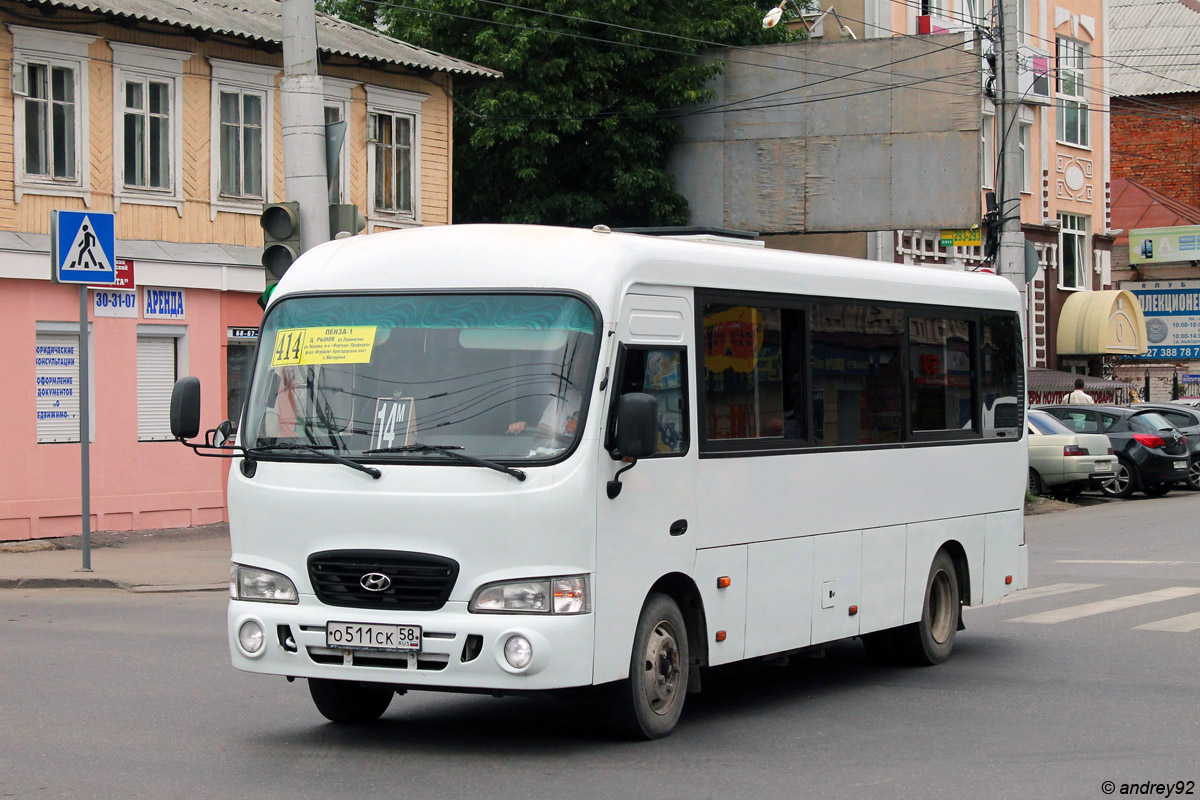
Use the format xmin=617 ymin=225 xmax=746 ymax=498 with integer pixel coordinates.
xmin=606 ymin=459 xmax=637 ymax=499
xmin=607 ymin=393 xmax=658 ymax=499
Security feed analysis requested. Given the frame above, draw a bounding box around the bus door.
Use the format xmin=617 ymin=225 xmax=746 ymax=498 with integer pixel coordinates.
xmin=592 ymin=292 xmax=698 ymax=685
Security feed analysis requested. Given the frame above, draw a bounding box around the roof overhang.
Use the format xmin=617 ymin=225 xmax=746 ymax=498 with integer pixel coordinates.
xmin=1057 ymin=290 xmax=1148 ymax=355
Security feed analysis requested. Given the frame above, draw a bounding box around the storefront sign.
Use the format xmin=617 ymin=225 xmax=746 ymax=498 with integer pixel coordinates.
xmin=1129 ymin=225 xmax=1200 ymax=265
xmin=93 ymin=288 xmax=138 ymax=318
xmin=939 ymin=228 xmax=983 ymax=248
xmin=114 ymin=258 xmax=136 ymax=289
xmin=35 ymin=334 xmax=81 ymax=442
xmin=1122 ymin=280 xmax=1200 ymax=359
xmin=143 ymin=288 xmax=185 ymax=320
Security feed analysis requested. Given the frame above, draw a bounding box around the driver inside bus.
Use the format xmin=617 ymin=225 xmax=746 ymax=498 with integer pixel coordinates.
xmin=507 ymin=387 xmax=583 ymax=439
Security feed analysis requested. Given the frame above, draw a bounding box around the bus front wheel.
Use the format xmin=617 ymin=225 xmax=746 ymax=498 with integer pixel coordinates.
xmin=894 ymin=549 xmax=960 ymax=666
xmin=308 ymin=678 xmax=394 ymax=723
xmin=612 ymin=593 xmax=689 ymax=739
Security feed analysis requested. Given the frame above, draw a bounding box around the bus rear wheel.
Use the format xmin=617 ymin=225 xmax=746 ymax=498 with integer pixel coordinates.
xmin=612 ymin=593 xmax=689 ymax=740
xmin=894 ymin=549 xmax=960 ymax=666
xmin=308 ymin=678 xmax=394 ymax=723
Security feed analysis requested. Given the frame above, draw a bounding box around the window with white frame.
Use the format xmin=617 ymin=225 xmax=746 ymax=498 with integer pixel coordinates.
xmin=10 ymin=27 xmax=95 ymax=200
xmin=326 ymin=105 xmax=345 ymax=203
xmin=366 ymin=85 xmax=428 ymax=223
xmin=982 ymin=112 xmax=995 ymax=189
xmin=219 ymin=88 xmax=265 ymax=199
xmin=323 ymin=77 xmax=356 ymax=206
xmin=1056 ymin=37 xmax=1089 ymax=147
xmin=1019 ymin=122 xmax=1031 ymax=192
xmin=137 ymin=326 xmax=186 ymax=441
xmin=1058 ymin=212 xmax=1089 ymax=289
xmin=111 ymin=43 xmax=188 ymax=210
xmin=209 ymin=60 xmax=277 ymax=215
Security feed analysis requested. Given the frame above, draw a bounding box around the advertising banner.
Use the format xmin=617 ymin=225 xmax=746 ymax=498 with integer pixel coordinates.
xmin=1129 ymin=225 xmax=1200 ymax=265
xmin=1122 ymin=280 xmax=1200 ymax=359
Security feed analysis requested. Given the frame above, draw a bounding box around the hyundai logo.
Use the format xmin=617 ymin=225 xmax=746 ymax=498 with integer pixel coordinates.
xmin=360 ymin=572 xmax=392 ymax=592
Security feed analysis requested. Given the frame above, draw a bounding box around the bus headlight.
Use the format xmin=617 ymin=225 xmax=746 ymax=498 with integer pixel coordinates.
xmin=470 ymin=575 xmax=590 ymax=614
xmin=231 ymin=564 xmax=299 ymax=604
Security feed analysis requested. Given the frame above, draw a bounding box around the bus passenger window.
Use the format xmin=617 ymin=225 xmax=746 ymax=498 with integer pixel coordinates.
xmin=908 ymin=317 xmax=973 ymax=432
xmin=980 ymin=314 xmax=1022 ymax=437
xmin=702 ymin=305 xmax=784 ymax=440
xmin=811 ymin=302 xmax=903 ymax=446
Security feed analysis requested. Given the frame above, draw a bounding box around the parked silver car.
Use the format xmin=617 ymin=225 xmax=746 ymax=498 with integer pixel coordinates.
xmin=1027 ymin=409 xmax=1118 ymax=498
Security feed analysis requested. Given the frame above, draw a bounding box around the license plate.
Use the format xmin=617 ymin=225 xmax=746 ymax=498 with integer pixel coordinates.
xmin=1094 ymin=462 xmax=1111 ymax=472
xmin=326 ymin=621 xmax=421 ymax=652
xmin=1175 ymin=461 xmax=1188 ymax=471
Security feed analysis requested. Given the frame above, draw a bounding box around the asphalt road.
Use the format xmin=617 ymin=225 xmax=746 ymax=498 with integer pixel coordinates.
xmin=2 ymin=493 xmax=1198 ymax=800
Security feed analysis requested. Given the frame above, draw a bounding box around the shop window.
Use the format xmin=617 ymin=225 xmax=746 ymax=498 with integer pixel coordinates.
xmin=138 ymin=327 xmax=186 ymax=441
xmin=35 ymin=326 xmax=91 ymax=444
xmin=227 ymin=340 xmax=257 ymax=431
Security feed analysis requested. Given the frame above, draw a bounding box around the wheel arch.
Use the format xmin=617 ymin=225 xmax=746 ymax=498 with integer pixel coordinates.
xmin=938 ymin=539 xmax=971 ymax=610
xmin=649 ymin=572 xmax=708 ymax=688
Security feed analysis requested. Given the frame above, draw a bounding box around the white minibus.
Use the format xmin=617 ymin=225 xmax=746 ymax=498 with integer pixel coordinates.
xmin=171 ymin=224 xmax=1028 ymax=739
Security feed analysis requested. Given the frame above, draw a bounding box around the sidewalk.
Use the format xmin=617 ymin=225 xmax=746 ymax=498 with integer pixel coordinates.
xmin=0 ymin=523 xmax=230 ymax=592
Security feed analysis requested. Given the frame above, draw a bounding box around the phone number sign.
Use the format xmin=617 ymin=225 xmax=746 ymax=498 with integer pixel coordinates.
xmin=1123 ymin=280 xmax=1200 ymax=360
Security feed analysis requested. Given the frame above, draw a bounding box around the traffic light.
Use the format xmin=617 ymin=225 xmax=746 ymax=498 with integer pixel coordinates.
xmin=329 ymin=204 xmax=366 ymax=238
xmin=261 ymin=202 xmax=301 ymax=280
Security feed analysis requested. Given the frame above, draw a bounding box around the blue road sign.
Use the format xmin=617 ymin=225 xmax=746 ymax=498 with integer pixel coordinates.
xmin=52 ymin=210 xmax=116 ymax=285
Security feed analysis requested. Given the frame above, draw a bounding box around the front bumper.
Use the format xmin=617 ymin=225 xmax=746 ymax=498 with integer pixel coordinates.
xmin=228 ymin=598 xmax=596 ymax=691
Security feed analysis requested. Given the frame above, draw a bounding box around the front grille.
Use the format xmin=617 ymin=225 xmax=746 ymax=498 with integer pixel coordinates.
xmin=308 ymin=550 xmax=459 ymax=611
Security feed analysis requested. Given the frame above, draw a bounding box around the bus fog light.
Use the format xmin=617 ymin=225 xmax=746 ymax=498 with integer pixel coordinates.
xmin=239 ymin=620 xmax=265 ymax=655
xmin=504 ymin=635 xmax=533 ymax=669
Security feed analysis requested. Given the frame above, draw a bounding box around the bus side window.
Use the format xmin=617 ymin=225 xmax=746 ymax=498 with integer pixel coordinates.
xmin=608 ymin=347 xmax=687 ymax=455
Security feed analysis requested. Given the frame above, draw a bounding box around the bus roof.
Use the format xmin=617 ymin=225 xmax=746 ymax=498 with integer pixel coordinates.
xmin=275 ymin=224 xmax=1022 ymax=314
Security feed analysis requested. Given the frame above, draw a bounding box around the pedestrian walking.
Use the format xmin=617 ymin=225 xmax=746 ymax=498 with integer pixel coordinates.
xmin=1064 ymin=378 xmax=1095 ymax=404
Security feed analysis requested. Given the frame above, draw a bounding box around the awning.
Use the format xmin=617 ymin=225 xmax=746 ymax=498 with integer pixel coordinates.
xmin=1056 ymin=290 xmax=1148 ymax=355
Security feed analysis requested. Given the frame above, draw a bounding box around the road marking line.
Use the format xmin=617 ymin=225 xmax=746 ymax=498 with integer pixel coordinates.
xmin=1055 ymin=560 xmax=1200 ymax=565
xmin=1007 ymin=587 xmax=1200 ymax=624
xmin=967 ymin=583 xmax=1102 ymax=609
xmin=1134 ymin=611 xmax=1200 ymax=633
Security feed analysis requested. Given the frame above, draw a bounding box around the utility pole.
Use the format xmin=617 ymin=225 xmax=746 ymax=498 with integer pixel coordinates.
xmin=281 ymin=0 xmax=330 ymax=251
xmin=996 ymin=0 xmax=1027 ymax=315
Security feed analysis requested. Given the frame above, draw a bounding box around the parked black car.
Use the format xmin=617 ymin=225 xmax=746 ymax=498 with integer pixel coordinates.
xmin=1132 ymin=402 xmax=1200 ymax=490
xmin=1037 ymin=405 xmax=1189 ymax=498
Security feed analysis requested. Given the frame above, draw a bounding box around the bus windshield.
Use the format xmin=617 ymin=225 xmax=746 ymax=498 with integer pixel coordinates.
xmin=241 ymin=293 xmax=599 ymax=463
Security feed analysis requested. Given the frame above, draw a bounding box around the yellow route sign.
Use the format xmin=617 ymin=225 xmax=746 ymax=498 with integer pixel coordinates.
xmin=270 ymin=326 xmax=377 ymax=367
xmin=939 ymin=228 xmax=983 ymax=248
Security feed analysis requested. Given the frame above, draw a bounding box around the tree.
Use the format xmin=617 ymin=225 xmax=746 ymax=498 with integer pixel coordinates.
xmin=324 ymin=0 xmax=795 ymax=226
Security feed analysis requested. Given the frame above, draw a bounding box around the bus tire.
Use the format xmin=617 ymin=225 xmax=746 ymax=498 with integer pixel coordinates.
xmin=894 ymin=549 xmax=960 ymax=666
xmin=308 ymin=678 xmax=394 ymax=723
xmin=612 ymin=593 xmax=689 ymax=739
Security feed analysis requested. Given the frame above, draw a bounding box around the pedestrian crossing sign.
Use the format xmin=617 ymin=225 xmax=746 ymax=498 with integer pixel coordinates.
xmin=51 ymin=210 xmax=116 ymax=285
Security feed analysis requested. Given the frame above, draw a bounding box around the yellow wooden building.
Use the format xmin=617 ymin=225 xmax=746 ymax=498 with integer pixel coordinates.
xmin=0 ymin=0 xmax=499 ymax=541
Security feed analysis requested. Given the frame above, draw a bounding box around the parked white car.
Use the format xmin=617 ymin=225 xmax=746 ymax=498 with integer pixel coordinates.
xmin=1027 ymin=409 xmax=1118 ymax=498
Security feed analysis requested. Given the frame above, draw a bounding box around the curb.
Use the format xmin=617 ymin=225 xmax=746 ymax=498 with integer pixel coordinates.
xmin=0 ymin=578 xmax=226 ymax=592
xmin=0 ymin=577 xmax=128 ymax=590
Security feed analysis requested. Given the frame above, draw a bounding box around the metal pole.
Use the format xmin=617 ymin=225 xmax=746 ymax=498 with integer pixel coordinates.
xmin=281 ymin=0 xmax=331 ymax=251
xmin=997 ymin=0 xmax=1027 ymax=313
xmin=78 ymin=286 xmax=91 ymax=571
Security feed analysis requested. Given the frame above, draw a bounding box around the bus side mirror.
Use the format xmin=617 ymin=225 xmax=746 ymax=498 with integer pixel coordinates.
xmin=608 ymin=393 xmax=658 ymax=499
xmin=616 ymin=393 xmax=658 ymax=459
xmin=171 ymin=376 xmax=202 ymax=440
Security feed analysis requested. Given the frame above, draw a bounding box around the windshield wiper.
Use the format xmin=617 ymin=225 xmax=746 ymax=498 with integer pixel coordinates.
xmin=247 ymin=443 xmax=381 ymax=479
xmin=364 ymin=443 xmax=526 ymax=482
